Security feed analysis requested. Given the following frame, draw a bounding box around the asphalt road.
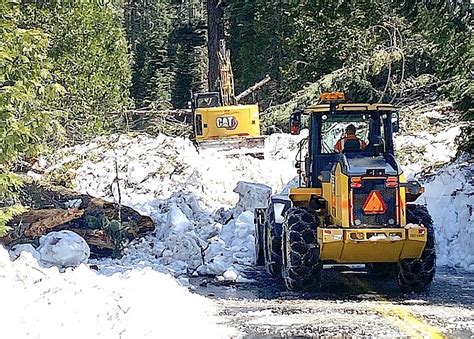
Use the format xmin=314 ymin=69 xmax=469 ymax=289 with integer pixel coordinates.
xmin=193 ymin=266 xmax=474 ymax=338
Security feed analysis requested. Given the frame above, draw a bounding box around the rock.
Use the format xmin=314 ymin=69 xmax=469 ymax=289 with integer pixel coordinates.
xmin=37 ymin=230 xmax=90 ymax=267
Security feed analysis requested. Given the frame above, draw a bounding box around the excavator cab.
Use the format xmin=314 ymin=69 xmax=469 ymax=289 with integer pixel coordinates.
xmin=256 ymin=92 xmax=435 ymax=292
xmin=193 ymin=92 xmax=221 ymax=108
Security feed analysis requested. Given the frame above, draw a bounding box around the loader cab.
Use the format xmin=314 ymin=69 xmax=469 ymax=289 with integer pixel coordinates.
xmin=290 ymin=93 xmax=399 ymax=188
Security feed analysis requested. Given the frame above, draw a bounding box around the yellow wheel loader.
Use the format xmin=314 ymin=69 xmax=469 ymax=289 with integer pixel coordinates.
xmin=255 ymin=92 xmax=435 ymax=292
xmin=191 ymin=40 xmax=269 ymax=157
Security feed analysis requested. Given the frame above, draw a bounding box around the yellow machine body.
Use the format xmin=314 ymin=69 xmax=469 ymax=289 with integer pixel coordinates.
xmin=287 ymin=96 xmax=427 ymax=265
xmin=289 ymin=165 xmax=426 ymax=264
xmin=194 ymin=104 xmax=261 ymax=142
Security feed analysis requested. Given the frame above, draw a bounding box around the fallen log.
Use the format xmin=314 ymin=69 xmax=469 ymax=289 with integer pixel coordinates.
xmin=1 ymin=179 xmax=155 ymax=258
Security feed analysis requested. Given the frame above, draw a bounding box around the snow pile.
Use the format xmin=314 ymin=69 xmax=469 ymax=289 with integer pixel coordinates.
xmin=416 ymin=156 xmax=474 ymax=272
xmin=395 ymin=126 xmax=461 ymax=178
xmin=0 ymin=246 xmax=234 ymax=338
xmin=95 ymin=186 xmax=267 ymax=281
xmin=41 ymin=127 xmax=469 ymax=277
xmin=40 ymin=133 xmax=304 ymax=280
xmin=47 ymin=134 xmax=301 ymax=212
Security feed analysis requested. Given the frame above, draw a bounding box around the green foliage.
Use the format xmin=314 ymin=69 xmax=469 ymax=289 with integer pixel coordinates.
xmin=229 ymin=1 xmax=471 ymax=111
xmin=124 ymin=0 xmax=172 ymax=108
xmin=85 ymin=214 xmax=137 ymax=257
xmin=0 ymin=0 xmax=62 ymax=232
xmin=20 ymin=1 xmax=132 ymax=142
xmin=169 ymin=21 xmax=207 ymax=108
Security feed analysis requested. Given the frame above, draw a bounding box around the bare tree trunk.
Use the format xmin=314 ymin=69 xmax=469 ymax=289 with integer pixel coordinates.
xmin=207 ymin=0 xmax=225 ymax=91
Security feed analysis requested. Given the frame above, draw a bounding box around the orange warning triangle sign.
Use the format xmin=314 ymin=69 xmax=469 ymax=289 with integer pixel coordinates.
xmin=362 ymin=190 xmax=387 ymax=215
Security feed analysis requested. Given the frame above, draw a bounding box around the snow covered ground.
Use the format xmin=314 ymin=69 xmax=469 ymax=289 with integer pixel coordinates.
xmin=40 ymin=132 xmax=305 ymax=282
xmin=0 ymin=247 xmax=235 ymax=338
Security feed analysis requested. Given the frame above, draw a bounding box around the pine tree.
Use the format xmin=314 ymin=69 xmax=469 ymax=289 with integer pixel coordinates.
xmin=0 ymin=1 xmax=63 ymax=234
xmin=21 ymin=1 xmax=132 ymax=142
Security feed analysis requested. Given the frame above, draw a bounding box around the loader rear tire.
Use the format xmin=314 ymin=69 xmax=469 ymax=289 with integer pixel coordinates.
xmin=263 ymin=205 xmax=282 ymax=276
xmin=281 ymin=207 xmax=322 ymax=291
xmin=398 ymin=204 xmax=436 ymax=292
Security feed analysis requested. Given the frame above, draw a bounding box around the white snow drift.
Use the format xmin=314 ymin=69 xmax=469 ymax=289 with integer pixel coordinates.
xmin=417 ymin=156 xmax=474 ymax=272
xmin=0 ymin=247 xmax=234 ymax=339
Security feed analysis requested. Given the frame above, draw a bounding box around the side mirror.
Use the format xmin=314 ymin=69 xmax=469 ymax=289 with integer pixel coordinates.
xmin=290 ymin=111 xmax=302 ymax=135
xmin=391 ymin=113 xmax=400 ymax=133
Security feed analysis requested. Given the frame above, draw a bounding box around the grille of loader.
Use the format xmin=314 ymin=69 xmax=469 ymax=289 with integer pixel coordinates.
xmin=352 ymin=178 xmax=397 ymax=227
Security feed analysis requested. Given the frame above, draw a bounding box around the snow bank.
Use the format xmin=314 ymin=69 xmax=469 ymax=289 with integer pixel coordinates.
xmin=0 ymin=246 xmax=234 ymax=339
xmin=395 ymin=126 xmax=461 ymax=178
xmin=416 ymin=156 xmax=474 ymax=272
xmin=42 ymin=133 xmax=303 ymax=280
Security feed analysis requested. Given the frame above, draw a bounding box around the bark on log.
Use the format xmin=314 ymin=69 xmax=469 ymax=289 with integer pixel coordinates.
xmin=1 ymin=179 xmax=155 ymax=258
xmin=207 ymin=0 xmax=225 ymax=91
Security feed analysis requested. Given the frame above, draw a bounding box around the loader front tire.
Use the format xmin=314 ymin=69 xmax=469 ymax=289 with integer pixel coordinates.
xmin=281 ymin=207 xmax=322 ymax=291
xmin=398 ymin=204 xmax=436 ymax=292
xmin=263 ymin=205 xmax=282 ymax=276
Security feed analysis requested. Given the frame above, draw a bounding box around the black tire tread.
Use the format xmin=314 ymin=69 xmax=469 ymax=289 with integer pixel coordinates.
xmin=263 ymin=205 xmax=282 ymax=276
xmin=281 ymin=207 xmax=322 ymax=291
xmin=398 ymin=204 xmax=436 ymax=292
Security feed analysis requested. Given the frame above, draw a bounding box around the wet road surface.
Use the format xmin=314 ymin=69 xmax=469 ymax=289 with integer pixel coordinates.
xmin=193 ymin=266 xmax=474 ymax=337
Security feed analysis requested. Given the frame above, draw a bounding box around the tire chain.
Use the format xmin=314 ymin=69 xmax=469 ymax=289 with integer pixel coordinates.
xmin=398 ymin=204 xmax=436 ymax=292
xmin=282 ymin=207 xmax=322 ymax=291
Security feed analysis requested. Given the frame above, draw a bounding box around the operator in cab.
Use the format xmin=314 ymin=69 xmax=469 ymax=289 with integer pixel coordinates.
xmin=334 ymin=124 xmax=367 ymax=153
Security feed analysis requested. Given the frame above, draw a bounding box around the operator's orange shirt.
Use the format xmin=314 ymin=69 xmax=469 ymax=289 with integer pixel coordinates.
xmin=334 ymin=134 xmax=367 ymax=153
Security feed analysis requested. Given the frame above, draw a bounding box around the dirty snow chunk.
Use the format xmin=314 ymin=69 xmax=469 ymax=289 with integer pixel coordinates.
xmin=38 ymin=231 xmax=90 ymax=268
xmin=223 ymin=268 xmax=239 ymax=281
xmin=9 ymin=244 xmax=40 ymax=261
xmin=166 ymin=205 xmax=192 ymax=234
xmin=232 ymin=181 xmax=272 ymax=217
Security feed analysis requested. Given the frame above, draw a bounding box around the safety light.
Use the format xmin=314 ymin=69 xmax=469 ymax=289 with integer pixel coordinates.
xmin=362 ymin=190 xmax=387 ymax=215
xmin=320 ymin=92 xmax=345 ymax=102
xmin=351 ymin=177 xmax=362 ymax=188
xmin=386 ymin=176 xmax=398 ymax=188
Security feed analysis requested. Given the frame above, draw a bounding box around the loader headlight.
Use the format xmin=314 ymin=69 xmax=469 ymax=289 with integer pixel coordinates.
xmin=354 ymin=219 xmax=362 ymax=226
xmin=388 ymin=218 xmax=395 ymax=225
